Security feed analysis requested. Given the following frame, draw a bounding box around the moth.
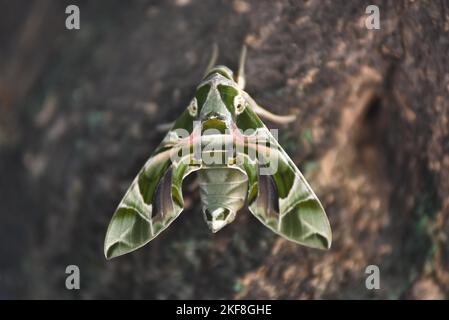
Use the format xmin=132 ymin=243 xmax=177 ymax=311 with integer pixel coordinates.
xmin=104 ymin=46 xmax=331 ymax=259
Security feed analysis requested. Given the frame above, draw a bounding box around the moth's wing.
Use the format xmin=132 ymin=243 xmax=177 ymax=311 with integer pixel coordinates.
xmin=238 ymin=96 xmax=332 ymax=249
xmin=104 ymin=110 xmax=199 ymax=259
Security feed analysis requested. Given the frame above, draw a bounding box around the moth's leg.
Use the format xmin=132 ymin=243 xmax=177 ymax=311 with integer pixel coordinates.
xmin=156 ymin=121 xmax=174 ymax=132
xmin=253 ymin=104 xmax=297 ymax=124
xmin=236 ymin=45 xmax=247 ymax=89
xmin=243 ymin=92 xmax=297 ymax=124
xmin=203 ymin=43 xmax=219 ymax=77
xmin=237 ymin=46 xmax=294 ymax=123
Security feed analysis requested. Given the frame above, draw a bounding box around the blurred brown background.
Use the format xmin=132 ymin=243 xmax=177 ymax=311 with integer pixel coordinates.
xmin=0 ymin=0 xmax=448 ymax=299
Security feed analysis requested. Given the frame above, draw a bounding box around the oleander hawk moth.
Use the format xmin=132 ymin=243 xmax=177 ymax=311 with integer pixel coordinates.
xmin=104 ymin=47 xmax=332 ymax=259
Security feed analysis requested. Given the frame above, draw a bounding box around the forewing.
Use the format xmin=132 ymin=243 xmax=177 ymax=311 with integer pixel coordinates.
xmin=238 ymin=96 xmax=332 ymax=249
xmin=104 ymin=112 xmax=199 ymax=259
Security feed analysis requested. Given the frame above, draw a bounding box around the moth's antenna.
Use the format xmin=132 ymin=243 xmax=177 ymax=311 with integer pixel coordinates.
xmin=203 ymin=43 xmax=219 ymax=77
xmin=237 ymin=45 xmax=247 ymax=89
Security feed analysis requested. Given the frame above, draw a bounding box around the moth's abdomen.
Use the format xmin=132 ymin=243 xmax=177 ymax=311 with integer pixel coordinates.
xmin=198 ymin=166 xmax=248 ymax=232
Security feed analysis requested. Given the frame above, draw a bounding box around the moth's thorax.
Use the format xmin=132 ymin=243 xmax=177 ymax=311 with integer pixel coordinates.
xmin=194 ymin=69 xmax=248 ymax=232
xmin=196 ymin=67 xmax=241 ymax=124
xmin=198 ymin=166 xmax=248 ymax=233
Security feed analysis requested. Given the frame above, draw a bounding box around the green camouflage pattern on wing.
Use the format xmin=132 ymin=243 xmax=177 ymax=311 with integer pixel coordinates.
xmin=237 ymin=98 xmax=332 ymax=250
xmin=104 ymin=113 xmax=199 ymax=259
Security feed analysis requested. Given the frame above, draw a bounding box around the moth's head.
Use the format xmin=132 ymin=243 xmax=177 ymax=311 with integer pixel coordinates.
xmin=186 ymin=65 xmax=247 ymax=129
xmin=203 ymin=207 xmax=236 ymax=233
xmin=204 ymin=65 xmax=234 ymax=81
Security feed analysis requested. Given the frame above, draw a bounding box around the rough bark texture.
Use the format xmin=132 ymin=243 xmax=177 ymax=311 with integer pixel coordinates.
xmin=0 ymin=0 xmax=448 ymax=299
